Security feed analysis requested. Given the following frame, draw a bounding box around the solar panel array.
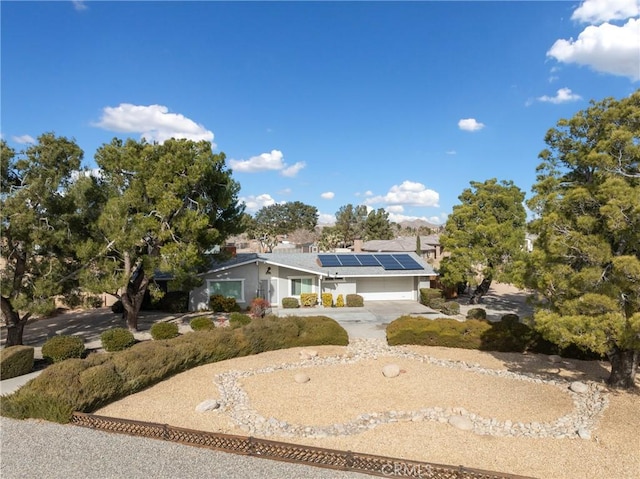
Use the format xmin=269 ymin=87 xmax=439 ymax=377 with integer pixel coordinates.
xmin=317 ymin=253 xmax=423 ymax=270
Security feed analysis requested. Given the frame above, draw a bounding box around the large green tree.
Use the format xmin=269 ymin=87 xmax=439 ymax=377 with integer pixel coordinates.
xmin=1 ymin=134 xmax=86 ymax=346
xmin=80 ymin=138 xmax=244 ymax=331
xmin=363 ymin=208 xmax=394 ymax=241
xmin=249 ymin=201 xmax=318 ymax=252
xmin=334 ymin=204 xmax=368 ymax=247
xmin=526 ymin=92 xmax=640 ymax=389
xmin=439 ymin=178 xmax=527 ymax=303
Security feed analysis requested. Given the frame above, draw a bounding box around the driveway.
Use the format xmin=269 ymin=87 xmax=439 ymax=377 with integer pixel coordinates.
xmin=274 ymin=300 xmax=439 ymax=339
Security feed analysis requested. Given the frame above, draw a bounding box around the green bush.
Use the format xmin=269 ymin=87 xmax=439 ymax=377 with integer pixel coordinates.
xmin=282 ymin=297 xmax=299 ymax=309
xmin=0 ymin=315 xmax=348 ymax=423
xmin=479 ymin=319 xmax=537 ymax=353
xmin=84 ymin=295 xmax=104 ymax=309
xmin=190 ymin=316 xmax=215 ymax=331
xmin=111 ymin=300 xmax=124 ymax=314
xmin=150 ymin=322 xmax=179 ymax=340
xmin=300 ymin=293 xmax=318 ymax=307
xmin=346 ymin=294 xmax=364 ymax=307
xmin=229 ymin=312 xmax=252 ymax=328
xmin=154 ymin=291 xmax=189 ymax=313
xmin=466 ymin=307 xmax=487 ymax=320
xmin=41 ymin=336 xmax=85 ymax=363
xmin=428 ymin=297 xmax=445 ymax=310
xmin=209 ymin=294 xmax=241 ymax=313
xmin=336 ymin=294 xmax=345 ymax=307
xmin=440 ymin=301 xmax=460 ymax=315
xmin=387 ymin=317 xmax=490 ymax=349
xmin=419 ymin=288 xmax=442 ymax=305
xmin=321 ymin=293 xmax=333 ymax=307
xmin=500 ymin=313 xmax=520 ymax=325
xmin=100 ymin=328 xmax=136 ymax=352
xmin=0 ymin=346 xmax=34 ymax=380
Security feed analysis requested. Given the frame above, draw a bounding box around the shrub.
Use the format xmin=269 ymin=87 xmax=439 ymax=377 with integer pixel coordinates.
xmin=250 ymin=297 xmax=271 ymax=317
xmin=387 ymin=317 xmax=490 ymax=349
xmin=190 ymin=316 xmax=215 ymax=331
xmin=41 ymin=336 xmax=85 ymax=363
xmin=84 ymin=295 xmax=104 ymax=309
xmin=209 ymin=294 xmax=241 ymax=313
xmin=419 ymin=288 xmax=442 ymax=305
xmin=150 ymin=322 xmax=179 ymax=340
xmin=346 ymin=294 xmax=364 ymax=307
xmin=479 ymin=319 xmax=536 ymax=353
xmin=466 ymin=307 xmax=487 ymax=320
xmin=100 ymin=328 xmax=136 ymax=352
xmin=300 ymin=293 xmax=318 ymax=307
xmin=0 ymin=346 xmax=34 ymax=380
xmin=336 ymin=294 xmax=345 ymax=307
xmin=428 ymin=297 xmax=445 ymax=310
xmin=154 ymin=291 xmax=189 ymax=313
xmin=321 ymin=293 xmax=333 ymax=307
xmin=282 ymin=297 xmax=299 ymax=309
xmin=440 ymin=301 xmax=461 ymax=316
xmin=229 ymin=312 xmax=252 ymax=328
xmin=501 ymin=313 xmax=520 ymax=325
xmin=111 ymin=300 xmax=124 ymax=314
xmin=0 ymin=315 xmax=348 ymax=423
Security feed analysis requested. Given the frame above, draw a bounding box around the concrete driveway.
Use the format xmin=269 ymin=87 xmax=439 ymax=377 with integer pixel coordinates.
xmin=274 ymin=301 xmax=438 ymax=340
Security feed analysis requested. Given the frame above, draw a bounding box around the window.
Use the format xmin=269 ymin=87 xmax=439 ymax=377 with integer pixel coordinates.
xmin=208 ymin=279 xmax=245 ymax=303
xmin=290 ymin=277 xmax=313 ymax=296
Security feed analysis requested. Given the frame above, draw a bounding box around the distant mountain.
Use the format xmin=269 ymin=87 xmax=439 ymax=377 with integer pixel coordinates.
xmin=397 ymin=219 xmax=442 ymax=230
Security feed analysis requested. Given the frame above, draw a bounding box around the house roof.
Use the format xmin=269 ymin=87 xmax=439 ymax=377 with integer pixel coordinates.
xmin=361 ymin=235 xmax=440 ymax=253
xmin=204 ymin=252 xmax=437 ymax=278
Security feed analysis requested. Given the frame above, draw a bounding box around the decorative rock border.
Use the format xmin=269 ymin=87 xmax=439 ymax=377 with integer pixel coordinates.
xmin=212 ymin=339 xmax=609 ymax=440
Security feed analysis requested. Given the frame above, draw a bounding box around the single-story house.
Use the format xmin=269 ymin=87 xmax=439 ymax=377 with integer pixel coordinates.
xmin=357 ymin=235 xmax=443 ymax=260
xmin=189 ymin=252 xmax=438 ymax=311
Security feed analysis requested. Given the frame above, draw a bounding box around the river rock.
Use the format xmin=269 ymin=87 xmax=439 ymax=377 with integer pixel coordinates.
xmin=299 ymin=349 xmax=318 ymax=360
xmin=548 ymin=355 xmax=562 ymax=364
xmin=195 ymin=399 xmax=220 ymax=412
xmin=448 ymin=416 xmax=474 ymax=431
xmin=294 ymin=373 xmax=310 ymax=383
xmin=382 ymin=364 xmax=401 ymax=378
xmin=570 ymin=381 xmax=589 ymax=393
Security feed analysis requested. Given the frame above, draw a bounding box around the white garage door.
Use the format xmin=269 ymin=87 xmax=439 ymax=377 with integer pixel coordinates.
xmin=357 ymin=277 xmax=414 ymax=300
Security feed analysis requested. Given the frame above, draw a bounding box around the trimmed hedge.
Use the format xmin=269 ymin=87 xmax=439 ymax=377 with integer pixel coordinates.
xmin=150 ymin=322 xmax=179 ymax=340
xmin=419 ymin=288 xmax=443 ymax=306
xmin=100 ymin=328 xmax=136 ymax=352
xmin=387 ymin=317 xmax=491 ymax=349
xmin=466 ymin=307 xmax=487 ymax=320
xmin=346 ymin=294 xmax=364 ymax=307
xmin=209 ymin=294 xmax=241 ymax=313
xmin=321 ymin=293 xmax=333 ymax=308
xmin=41 ymin=336 xmax=85 ymax=363
xmin=0 ymin=315 xmax=349 ymax=423
xmin=440 ymin=301 xmax=460 ymax=316
xmin=190 ymin=316 xmax=215 ymax=331
xmin=282 ymin=297 xmax=299 ymax=309
xmin=300 ymin=293 xmax=318 ymax=307
xmin=0 ymin=346 xmax=34 ymax=380
xmin=229 ymin=312 xmax=252 ymax=328
xmin=336 ymin=294 xmax=345 ymax=307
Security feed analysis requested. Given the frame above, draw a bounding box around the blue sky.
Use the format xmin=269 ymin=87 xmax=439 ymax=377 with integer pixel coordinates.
xmin=2 ymin=1 xmax=639 ymax=225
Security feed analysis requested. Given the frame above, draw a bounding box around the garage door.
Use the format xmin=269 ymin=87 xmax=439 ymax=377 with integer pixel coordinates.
xmin=357 ymin=277 xmax=414 ymax=300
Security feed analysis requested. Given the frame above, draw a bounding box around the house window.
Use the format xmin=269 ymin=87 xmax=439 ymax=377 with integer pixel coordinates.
xmin=290 ymin=277 xmax=313 ymax=296
xmin=208 ymin=279 xmax=245 ymax=303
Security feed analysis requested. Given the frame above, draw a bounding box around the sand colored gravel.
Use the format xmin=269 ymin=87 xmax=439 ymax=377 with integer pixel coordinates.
xmin=96 ymin=344 xmax=640 ymax=479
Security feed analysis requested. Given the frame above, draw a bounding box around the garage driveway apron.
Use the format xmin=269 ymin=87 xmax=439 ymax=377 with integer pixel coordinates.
xmin=273 ymin=301 xmax=437 ymax=340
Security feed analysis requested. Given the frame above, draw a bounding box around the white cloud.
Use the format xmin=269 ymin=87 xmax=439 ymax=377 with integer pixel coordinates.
xmin=239 ymin=193 xmax=279 ymax=213
xmin=445 ymin=150 xmax=457 ymax=155
xmin=94 ymin=103 xmax=215 ymax=145
xmin=537 ymin=87 xmax=583 ymax=104
xmin=320 ymin=191 xmax=335 ymax=200
xmin=572 ymin=0 xmax=638 ymax=24
xmin=458 ymin=118 xmax=485 ymax=132
xmin=385 ymin=205 xmax=405 ymax=213
xmin=386 ymin=212 xmax=445 ymax=225
xmin=365 ymin=180 xmax=440 ymax=208
xmin=318 ymin=213 xmax=337 ymax=225
xmin=72 ymin=1 xmax=88 ymax=11
xmin=12 ymin=134 xmax=35 ymax=144
xmin=281 ymin=161 xmax=305 ymax=178
xmin=548 ymin=18 xmax=640 ymax=81
xmin=230 ymin=150 xmax=305 ymax=177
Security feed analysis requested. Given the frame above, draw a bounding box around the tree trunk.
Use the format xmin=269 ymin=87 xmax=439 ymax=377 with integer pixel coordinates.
xmin=469 ymin=276 xmax=492 ymax=304
xmin=121 ymin=266 xmax=151 ymax=332
xmin=1 ymin=296 xmax=30 ymax=347
xmin=607 ymin=348 xmax=638 ymax=389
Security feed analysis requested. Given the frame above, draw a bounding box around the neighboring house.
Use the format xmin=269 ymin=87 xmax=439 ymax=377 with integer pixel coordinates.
xmin=189 ymin=252 xmax=438 ymax=311
xmin=358 ymin=235 xmax=443 ymax=260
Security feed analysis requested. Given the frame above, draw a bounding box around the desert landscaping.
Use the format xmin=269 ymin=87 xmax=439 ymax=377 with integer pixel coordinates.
xmin=96 ymin=336 xmax=639 ymax=479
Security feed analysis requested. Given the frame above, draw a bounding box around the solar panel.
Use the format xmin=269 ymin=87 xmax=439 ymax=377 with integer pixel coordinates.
xmin=318 ymin=254 xmax=341 ymax=267
xmin=355 ymin=254 xmax=381 ymax=266
xmin=373 ymin=254 xmax=404 ymax=270
xmin=392 ymin=254 xmax=423 ymax=270
xmin=337 ymin=255 xmax=361 ymax=266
